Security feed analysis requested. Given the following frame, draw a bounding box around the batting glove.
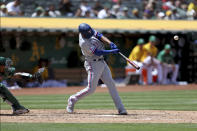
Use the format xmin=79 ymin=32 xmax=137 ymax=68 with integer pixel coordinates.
xmin=110 ymin=42 xmax=118 ymax=49
xmin=111 ymin=49 xmax=120 ymax=54
xmin=95 ymin=31 xmax=103 ymax=40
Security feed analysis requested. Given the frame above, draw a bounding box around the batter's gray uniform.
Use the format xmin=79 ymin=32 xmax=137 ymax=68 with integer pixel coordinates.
xmin=68 ymin=33 xmax=126 ymax=112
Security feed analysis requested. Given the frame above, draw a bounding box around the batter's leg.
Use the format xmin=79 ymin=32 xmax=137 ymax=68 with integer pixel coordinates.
xmin=74 ymin=70 xmax=100 ymax=99
xmin=67 ymin=62 xmax=103 ymax=113
xmin=100 ymin=63 xmax=127 ymax=115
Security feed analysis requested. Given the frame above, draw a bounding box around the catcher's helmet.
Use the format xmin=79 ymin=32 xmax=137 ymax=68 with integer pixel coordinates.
xmin=78 ymin=23 xmax=94 ymax=39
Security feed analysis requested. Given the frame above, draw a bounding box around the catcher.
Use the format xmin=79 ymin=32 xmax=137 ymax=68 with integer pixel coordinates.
xmin=0 ymin=56 xmax=45 ymax=115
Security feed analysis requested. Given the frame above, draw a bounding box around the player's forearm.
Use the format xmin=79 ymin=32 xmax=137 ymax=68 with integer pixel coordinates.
xmin=95 ymin=31 xmax=117 ymax=49
xmin=100 ymin=35 xmax=111 ymax=45
xmin=95 ymin=31 xmax=111 ymax=45
xmin=94 ymin=48 xmax=119 ymax=56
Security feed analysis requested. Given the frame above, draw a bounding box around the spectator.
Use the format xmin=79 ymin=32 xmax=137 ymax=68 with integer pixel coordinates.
xmin=84 ymin=9 xmax=95 ymax=18
xmin=31 ymin=6 xmax=44 ymax=17
xmin=1 ymin=0 xmax=194 ymax=20
xmin=92 ymin=0 xmax=103 ymax=17
xmin=164 ymin=10 xmax=172 ymax=20
xmin=165 ymin=9 xmax=179 ymax=20
xmin=97 ymin=3 xmax=111 ymax=19
xmin=162 ymin=0 xmax=174 ymax=11
xmin=171 ymin=8 xmax=181 ymax=19
xmin=59 ymin=0 xmax=73 ymax=17
xmin=118 ymin=7 xmax=131 ymax=19
xmin=187 ymin=0 xmax=197 ymax=20
xmin=6 ymin=0 xmax=22 ymax=16
xmin=75 ymin=0 xmax=91 ymax=17
xmin=132 ymin=8 xmax=140 ymax=19
xmin=110 ymin=5 xmax=121 ymax=18
xmin=163 ymin=0 xmax=187 ymax=19
xmin=157 ymin=44 xmax=179 ymax=84
xmin=156 ymin=11 xmax=165 ymax=19
xmin=112 ymin=0 xmax=123 ymax=11
xmin=48 ymin=4 xmax=61 ymax=17
xmin=111 ymin=0 xmax=124 ymax=18
xmin=174 ymin=0 xmax=187 ymax=19
xmin=44 ymin=8 xmax=50 ymax=17
xmin=143 ymin=3 xmax=154 ymax=19
xmin=0 ymin=4 xmax=8 ymax=16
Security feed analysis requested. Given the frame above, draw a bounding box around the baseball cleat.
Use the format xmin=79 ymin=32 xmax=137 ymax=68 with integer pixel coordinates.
xmin=118 ymin=110 xmax=128 ymax=115
xmin=13 ymin=108 xmax=29 ymax=115
xmin=66 ymin=96 xmax=77 ymax=113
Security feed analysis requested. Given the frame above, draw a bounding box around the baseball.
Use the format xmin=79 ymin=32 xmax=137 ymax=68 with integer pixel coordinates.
xmin=174 ymin=35 xmax=179 ymax=40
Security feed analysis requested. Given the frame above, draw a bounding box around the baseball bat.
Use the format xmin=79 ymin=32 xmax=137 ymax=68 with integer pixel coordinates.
xmin=118 ymin=52 xmax=140 ymax=70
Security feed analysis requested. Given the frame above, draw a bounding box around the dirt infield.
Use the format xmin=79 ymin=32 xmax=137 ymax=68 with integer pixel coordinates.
xmin=1 ymin=109 xmax=197 ymax=123
xmin=1 ymin=84 xmax=197 ymax=123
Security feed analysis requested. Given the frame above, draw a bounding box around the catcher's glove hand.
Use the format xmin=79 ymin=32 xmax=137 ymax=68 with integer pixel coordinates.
xmin=32 ymin=67 xmax=46 ymax=84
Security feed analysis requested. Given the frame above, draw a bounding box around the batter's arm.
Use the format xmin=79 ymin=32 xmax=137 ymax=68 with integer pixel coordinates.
xmin=94 ymin=31 xmax=113 ymax=45
xmin=94 ymin=31 xmax=118 ymax=49
xmin=100 ymin=35 xmax=111 ymax=45
xmin=100 ymin=35 xmax=118 ymax=49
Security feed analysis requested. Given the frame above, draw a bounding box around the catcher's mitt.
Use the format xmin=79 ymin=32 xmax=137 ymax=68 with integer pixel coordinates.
xmin=32 ymin=67 xmax=46 ymax=83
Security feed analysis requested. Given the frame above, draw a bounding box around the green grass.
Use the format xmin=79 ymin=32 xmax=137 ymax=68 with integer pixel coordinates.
xmin=1 ymin=90 xmax=197 ymax=110
xmin=1 ymin=90 xmax=197 ymax=131
xmin=1 ymin=123 xmax=197 ymax=131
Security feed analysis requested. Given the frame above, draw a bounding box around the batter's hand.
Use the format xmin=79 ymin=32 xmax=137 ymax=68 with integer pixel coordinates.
xmin=95 ymin=31 xmax=103 ymax=40
xmin=110 ymin=42 xmax=118 ymax=49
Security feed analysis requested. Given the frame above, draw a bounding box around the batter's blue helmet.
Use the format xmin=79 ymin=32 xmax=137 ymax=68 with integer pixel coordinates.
xmin=78 ymin=23 xmax=94 ymax=39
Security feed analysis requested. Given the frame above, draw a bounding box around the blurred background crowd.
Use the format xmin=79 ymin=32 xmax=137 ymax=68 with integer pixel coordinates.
xmin=0 ymin=0 xmax=197 ymax=20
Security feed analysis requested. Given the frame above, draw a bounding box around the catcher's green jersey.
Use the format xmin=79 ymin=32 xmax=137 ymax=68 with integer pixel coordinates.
xmin=0 ymin=67 xmax=15 ymax=82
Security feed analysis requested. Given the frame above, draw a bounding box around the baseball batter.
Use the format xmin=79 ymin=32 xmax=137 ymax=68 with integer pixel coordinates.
xmin=0 ymin=56 xmax=45 ymax=114
xmin=66 ymin=23 xmax=127 ymax=115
